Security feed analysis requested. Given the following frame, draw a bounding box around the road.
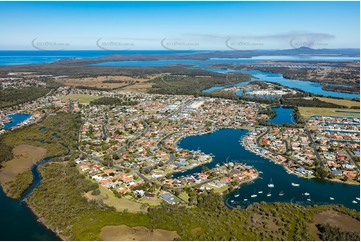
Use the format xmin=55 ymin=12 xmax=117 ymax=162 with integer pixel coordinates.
xmin=256 ymin=126 xmax=270 ymax=147
xmin=283 ymin=139 xmax=290 ymax=152
xmin=305 ymin=124 xmax=324 ymax=167
xmin=133 ymin=169 xmax=161 ymax=187
xmin=110 ymin=120 xmax=149 ymax=156
xmin=192 ymin=176 xmax=222 ymax=187
xmin=142 ymin=121 xmax=150 ymax=135
xmin=133 ymin=168 xmax=187 ymax=204
xmin=346 ymin=148 xmax=360 ymax=171
xmin=101 ymin=125 xmax=107 ymax=138
xmin=165 ymin=99 xmax=193 ymax=119
xmin=157 ymin=132 xmax=178 ymax=160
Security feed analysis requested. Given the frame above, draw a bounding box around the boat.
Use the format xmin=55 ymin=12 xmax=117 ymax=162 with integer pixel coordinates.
xmin=279 ymin=191 xmax=284 ymax=196
xmin=352 ymin=200 xmax=357 ymax=204
xmin=268 ymin=178 xmax=274 ymax=188
xmin=303 ymin=192 xmax=310 ymax=196
xmin=291 ymin=183 xmax=300 ymax=187
xmin=307 ymin=195 xmax=311 ymax=202
xmin=3 ymin=117 xmax=12 ymax=123
xmin=330 ymin=197 xmax=335 ymax=200
xmin=230 ymin=200 xmax=234 ymax=203
xmin=258 ymin=191 xmax=263 ymax=194
xmin=234 ymin=193 xmax=240 ymax=198
xmin=244 ymin=199 xmax=248 ymax=201
xmin=266 ymin=193 xmax=271 ymax=197
xmin=356 ymin=197 xmax=360 ymax=201
xmin=251 ymin=190 xmax=257 ymax=198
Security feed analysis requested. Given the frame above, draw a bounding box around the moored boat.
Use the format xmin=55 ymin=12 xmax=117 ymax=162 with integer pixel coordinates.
xmin=251 ymin=190 xmax=257 ymax=198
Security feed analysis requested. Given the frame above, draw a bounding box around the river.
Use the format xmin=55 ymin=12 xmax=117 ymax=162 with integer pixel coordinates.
xmin=200 ymin=68 xmax=359 ymax=99
xmin=0 ymin=187 xmax=60 ymax=240
xmin=175 ymin=128 xmax=360 ymax=211
xmin=0 ymin=140 xmax=69 ymax=240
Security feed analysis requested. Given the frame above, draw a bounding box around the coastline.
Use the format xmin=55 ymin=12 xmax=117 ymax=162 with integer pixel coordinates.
xmin=26 ymin=201 xmax=65 ymax=241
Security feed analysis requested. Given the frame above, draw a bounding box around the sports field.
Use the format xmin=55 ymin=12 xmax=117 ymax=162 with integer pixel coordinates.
xmin=318 ymin=97 xmax=360 ymax=108
xmin=299 ymin=107 xmax=360 ymax=118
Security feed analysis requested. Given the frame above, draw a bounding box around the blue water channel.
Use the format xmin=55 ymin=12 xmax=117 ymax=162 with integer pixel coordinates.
xmin=176 ymin=128 xmax=360 ymax=211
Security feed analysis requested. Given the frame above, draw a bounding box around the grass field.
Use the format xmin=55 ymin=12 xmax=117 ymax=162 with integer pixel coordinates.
xmin=318 ymin=97 xmax=360 ymax=108
xmin=298 ymin=107 xmax=360 ymax=119
xmin=57 ymin=75 xmax=148 ymax=90
xmin=178 ymin=191 xmax=190 ymax=202
xmin=138 ymin=197 xmax=163 ymax=207
xmin=60 ymin=94 xmax=102 ymax=104
xmin=84 ymin=185 xmax=145 ymax=213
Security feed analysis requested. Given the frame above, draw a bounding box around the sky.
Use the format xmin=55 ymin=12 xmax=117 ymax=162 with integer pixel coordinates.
xmin=0 ymin=1 xmax=359 ymax=50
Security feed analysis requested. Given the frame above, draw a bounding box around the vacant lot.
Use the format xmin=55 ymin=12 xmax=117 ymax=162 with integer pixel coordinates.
xmin=84 ymin=185 xmax=145 ymax=213
xmin=58 ymin=75 xmax=147 ymax=90
xmin=100 ymin=225 xmax=179 ymax=241
xmin=298 ymin=107 xmax=360 ymax=118
xmin=309 ymin=210 xmax=360 ymax=240
xmin=121 ymin=82 xmax=153 ymax=92
xmin=0 ymin=144 xmax=46 ymax=185
xmin=318 ymin=97 xmax=360 ymax=108
xmin=60 ymin=94 xmax=102 ymax=105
